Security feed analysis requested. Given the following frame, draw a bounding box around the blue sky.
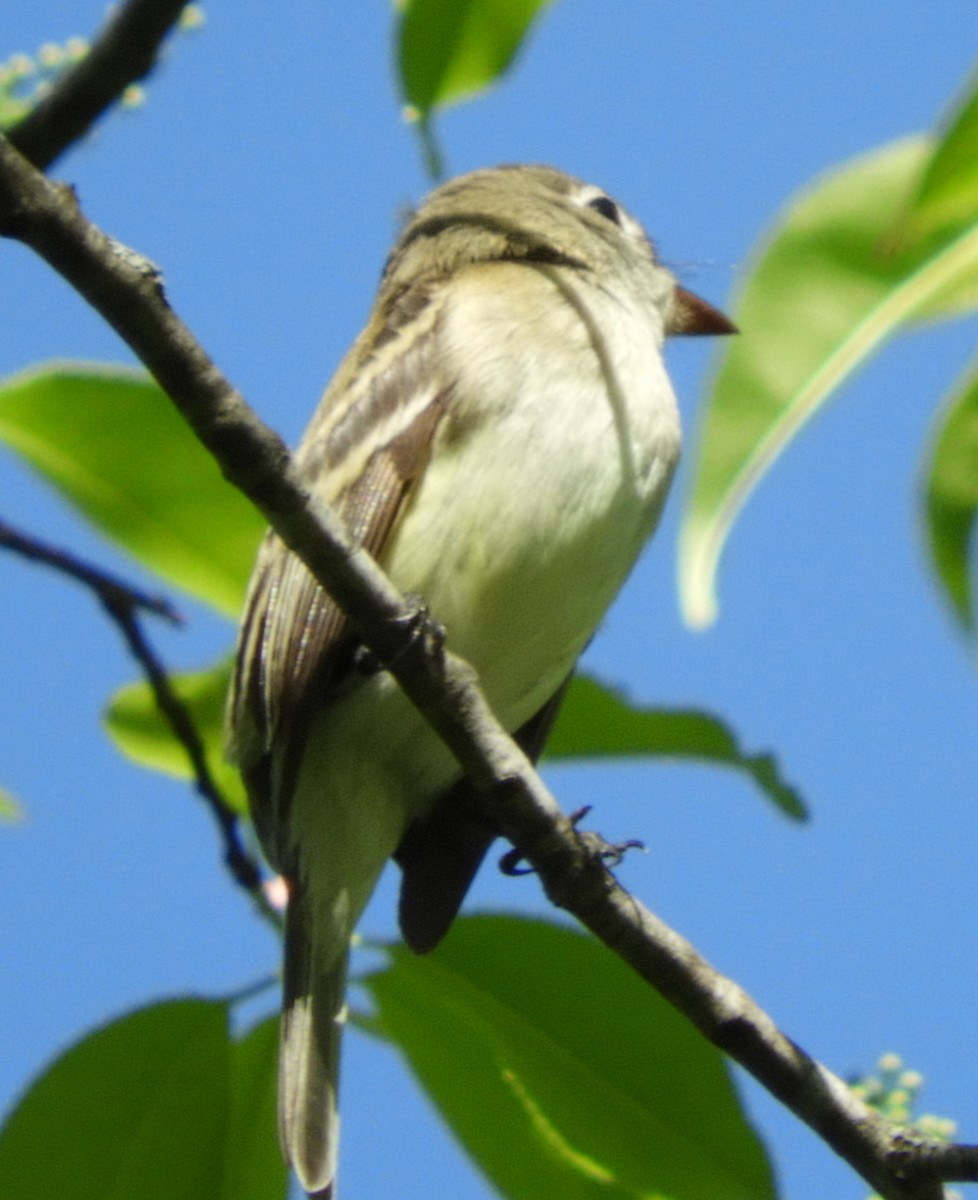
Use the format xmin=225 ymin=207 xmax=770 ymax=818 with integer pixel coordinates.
xmin=3 ymin=4 xmax=978 ymax=1199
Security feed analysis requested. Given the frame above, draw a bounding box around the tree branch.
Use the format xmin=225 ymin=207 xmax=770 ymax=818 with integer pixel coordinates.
xmin=0 ymin=132 xmax=974 ymax=1199
xmin=8 ymin=0 xmax=192 ymax=170
xmin=0 ymin=517 xmax=277 ymax=924
xmin=0 ymin=516 xmax=181 ymax=622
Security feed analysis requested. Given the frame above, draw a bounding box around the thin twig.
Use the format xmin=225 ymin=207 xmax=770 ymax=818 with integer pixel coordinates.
xmin=8 ymin=0 xmax=192 ymax=171
xmin=0 ymin=517 xmax=181 ymax=622
xmin=0 ymin=515 xmax=277 ymax=925
xmin=1 ymin=133 xmax=976 ymax=1198
xmin=102 ymin=591 xmax=278 ymax=925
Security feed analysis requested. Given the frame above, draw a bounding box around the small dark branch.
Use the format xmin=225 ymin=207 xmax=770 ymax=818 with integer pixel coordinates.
xmin=905 ymin=1142 xmax=978 ymax=1185
xmin=0 ymin=516 xmax=276 ymax=924
xmin=0 ymin=517 xmax=180 ymax=623
xmin=101 ymin=592 xmax=276 ymax=921
xmin=8 ymin=0 xmax=192 ymax=170
xmin=0 ymin=133 xmax=973 ymax=1199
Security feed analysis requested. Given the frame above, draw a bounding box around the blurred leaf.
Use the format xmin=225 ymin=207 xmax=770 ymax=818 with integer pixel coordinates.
xmin=679 ymin=137 xmax=978 ymax=627
xmin=900 ymin=68 xmax=978 ymax=244
xmin=0 ymin=363 xmax=265 ymax=617
xmin=550 ymin=675 xmax=806 ymax=819
xmin=104 ymin=658 xmax=247 ymax=814
xmin=397 ymin=0 xmax=553 ymax=118
xmin=0 ymin=999 xmax=284 ymax=1200
xmin=397 ymin=0 xmax=553 ymax=171
xmin=103 ymin=667 xmax=806 ymax=825
xmin=0 ymin=786 xmax=23 ymax=822
xmin=361 ymin=915 xmax=775 ymax=1200
xmin=103 ymin=666 xmax=803 ymax=822
xmin=923 ymin=358 xmax=978 ymax=632
xmin=0 ymin=999 xmax=227 ymax=1200
xmin=221 ymin=1016 xmax=287 ymax=1200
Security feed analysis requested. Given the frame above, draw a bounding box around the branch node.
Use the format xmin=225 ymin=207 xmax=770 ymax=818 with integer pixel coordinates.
xmin=106 ymin=235 xmax=166 ymax=295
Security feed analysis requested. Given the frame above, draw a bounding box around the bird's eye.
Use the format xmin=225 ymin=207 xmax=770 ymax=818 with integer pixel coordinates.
xmin=587 ymin=195 xmax=621 ymax=224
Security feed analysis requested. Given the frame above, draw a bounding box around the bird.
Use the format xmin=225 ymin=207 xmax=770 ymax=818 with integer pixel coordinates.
xmin=227 ymin=164 xmax=734 ymax=1197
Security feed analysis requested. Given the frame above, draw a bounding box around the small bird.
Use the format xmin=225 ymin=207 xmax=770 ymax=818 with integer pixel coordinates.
xmin=227 ymin=164 xmax=734 ymax=1197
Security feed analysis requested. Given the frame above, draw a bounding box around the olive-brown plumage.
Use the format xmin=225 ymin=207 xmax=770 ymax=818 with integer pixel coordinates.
xmin=228 ymin=164 xmax=733 ymax=1196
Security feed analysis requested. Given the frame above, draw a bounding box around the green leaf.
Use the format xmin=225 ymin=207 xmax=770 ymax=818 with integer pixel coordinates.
xmin=104 ymin=659 xmax=247 ymax=814
xmin=397 ymin=0 xmax=553 ymax=125
xmin=102 ymin=667 xmax=803 ymax=823
xmin=0 ymin=1000 xmax=284 ymax=1200
xmin=0 ymin=999 xmax=229 ymax=1200
xmin=679 ymin=138 xmax=978 ymax=627
xmin=361 ymin=915 xmax=776 ymax=1200
xmin=549 ymin=676 xmax=806 ymax=820
xmin=922 ymin=358 xmax=978 ymax=633
xmin=0 ymin=363 xmax=265 ymax=617
xmin=221 ymin=1016 xmax=287 ymax=1200
xmin=900 ymin=68 xmax=978 ymax=244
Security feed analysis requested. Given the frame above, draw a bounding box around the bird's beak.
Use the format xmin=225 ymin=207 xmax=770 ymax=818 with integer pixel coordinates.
xmin=667 ymin=285 xmax=737 ymax=337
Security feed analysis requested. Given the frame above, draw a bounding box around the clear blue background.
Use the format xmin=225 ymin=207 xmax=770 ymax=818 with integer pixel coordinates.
xmin=2 ymin=5 xmax=977 ymax=1199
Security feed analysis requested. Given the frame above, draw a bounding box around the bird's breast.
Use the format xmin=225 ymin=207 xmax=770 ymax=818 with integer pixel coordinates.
xmin=382 ymin=260 xmax=681 ymax=730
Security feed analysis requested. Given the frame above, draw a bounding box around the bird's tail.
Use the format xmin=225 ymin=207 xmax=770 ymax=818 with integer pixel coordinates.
xmin=279 ymin=886 xmax=347 ymax=1199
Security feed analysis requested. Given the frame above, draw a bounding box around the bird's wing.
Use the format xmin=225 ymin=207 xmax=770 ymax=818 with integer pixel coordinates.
xmin=226 ymin=279 xmax=452 ymax=1197
xmin=227 ymin=280 xmax=450 ymax=870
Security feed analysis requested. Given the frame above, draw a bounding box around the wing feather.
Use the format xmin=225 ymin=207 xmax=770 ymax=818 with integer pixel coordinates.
xmin=227 ymin=280 xmax=450 ymax=868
